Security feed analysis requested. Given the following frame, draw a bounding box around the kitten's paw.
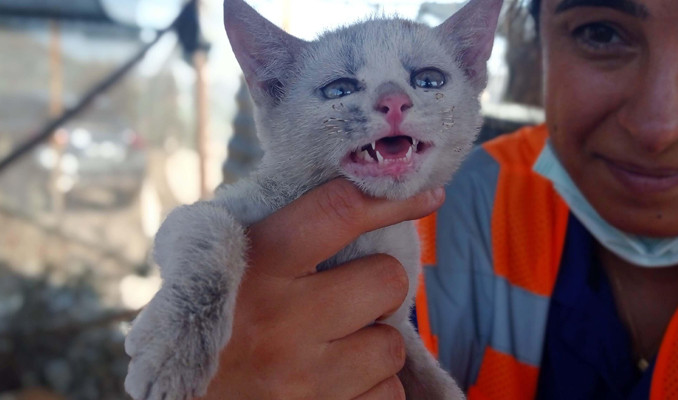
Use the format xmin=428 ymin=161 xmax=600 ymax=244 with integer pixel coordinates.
xmin=125 ymin=358 xmax=196 ymax=400
xmin=125 ymin=291 xmax=222 ymax=400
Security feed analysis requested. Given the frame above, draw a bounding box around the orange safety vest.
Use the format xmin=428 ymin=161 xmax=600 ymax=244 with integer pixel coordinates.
xmin=415 ymin=125 xmax=678 ymax=400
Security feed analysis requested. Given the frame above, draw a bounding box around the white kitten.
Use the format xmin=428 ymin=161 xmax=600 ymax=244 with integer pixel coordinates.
xmin=125 ymin=0 xmax=502 ymax=398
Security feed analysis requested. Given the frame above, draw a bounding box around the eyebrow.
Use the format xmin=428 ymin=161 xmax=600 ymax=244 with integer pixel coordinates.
xmin=554 ymin=0 xmax=650 ymax=18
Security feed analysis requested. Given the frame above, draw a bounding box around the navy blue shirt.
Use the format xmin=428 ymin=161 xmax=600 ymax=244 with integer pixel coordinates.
xmin=536 ymin=215 xmax=655 ymax=399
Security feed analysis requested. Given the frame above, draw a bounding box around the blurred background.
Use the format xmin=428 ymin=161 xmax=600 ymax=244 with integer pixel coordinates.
xmin=0 ymin=0 xmax=542 ymax=398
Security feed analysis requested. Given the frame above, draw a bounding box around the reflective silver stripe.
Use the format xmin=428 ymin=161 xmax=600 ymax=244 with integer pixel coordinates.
xmin=424 ymin=147 xmax=498 ymax=390
xmin=489 ymin=276 xmax=550 ymax=367
xmin=424 ymin=146 xmax=551 ymax=390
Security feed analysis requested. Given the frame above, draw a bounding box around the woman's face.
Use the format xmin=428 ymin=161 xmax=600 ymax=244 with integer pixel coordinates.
xmin=541 ymin=0 xmax=678 ymax=236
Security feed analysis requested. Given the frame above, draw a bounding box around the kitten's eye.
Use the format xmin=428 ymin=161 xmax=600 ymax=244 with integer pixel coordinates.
xmin=412 ymin=68 xmax=445 ymax=89
xmin=321 ymin=78 xmax=359 ymax=99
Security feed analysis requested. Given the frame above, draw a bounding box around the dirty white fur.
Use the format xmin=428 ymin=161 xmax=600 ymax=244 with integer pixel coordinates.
xmin=125 ymin=0 xmax=502 ymax=398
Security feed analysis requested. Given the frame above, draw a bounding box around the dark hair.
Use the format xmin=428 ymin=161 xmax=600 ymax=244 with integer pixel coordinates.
xmin=529 ymin=0 xmax=541 ymax=31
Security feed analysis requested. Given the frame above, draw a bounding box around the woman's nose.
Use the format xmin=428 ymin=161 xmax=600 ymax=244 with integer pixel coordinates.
xmin=617 ymin=52 xmax=678 ymax=154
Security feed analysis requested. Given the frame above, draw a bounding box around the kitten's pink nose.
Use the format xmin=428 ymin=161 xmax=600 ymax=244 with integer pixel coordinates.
xmin=375 ymin=93 xmax=413 ymax=125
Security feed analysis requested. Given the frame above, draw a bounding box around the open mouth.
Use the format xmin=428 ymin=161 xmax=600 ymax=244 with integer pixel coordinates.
xmin=344 ymin=135 xmax=433 ymax=177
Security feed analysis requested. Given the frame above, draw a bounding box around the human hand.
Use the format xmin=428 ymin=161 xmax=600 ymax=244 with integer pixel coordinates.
xmin=199 ymin=179 xmax=445 ymax=400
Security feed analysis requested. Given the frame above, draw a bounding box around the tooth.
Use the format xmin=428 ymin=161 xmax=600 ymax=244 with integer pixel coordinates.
xmin=405 ymin=146 xmax=413 ymax=160
xmin=413 ymin=139 xmax=419 ymax=148
xmin=370 ymin=142 xmax=376 ymax=151
xmin=360 ymin=150 xmax=372 ymax=163
xmin=376 ymin=150 xmax=384 ymax=163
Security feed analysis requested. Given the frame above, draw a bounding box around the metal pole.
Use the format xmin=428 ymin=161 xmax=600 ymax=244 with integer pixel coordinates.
xmin=194 ymin=0 xmax=209 ymax=199
xmin=48 ymin=19 xmax=65 ymax=215
xmin=282 ymin=0 xmax=291 ymax=32
xmin=49 ymin=20 xmax=63 ymax=118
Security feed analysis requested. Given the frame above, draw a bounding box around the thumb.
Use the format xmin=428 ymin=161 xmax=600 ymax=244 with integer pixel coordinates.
xmin=246 ymin=179 xmax=445 ymax=279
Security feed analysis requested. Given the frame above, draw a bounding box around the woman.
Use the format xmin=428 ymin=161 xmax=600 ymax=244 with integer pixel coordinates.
xmin=415 ymin=0 xmax=678 ymax=398
xmin=205 ymin=0 xmax=678 ymax=398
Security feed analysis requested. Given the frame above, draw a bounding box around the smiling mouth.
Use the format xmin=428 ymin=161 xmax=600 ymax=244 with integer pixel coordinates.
xmin=344 ymin=135 xmax=433 ymax=177
xmin=600 ymin=156 xmax=678 ymax=194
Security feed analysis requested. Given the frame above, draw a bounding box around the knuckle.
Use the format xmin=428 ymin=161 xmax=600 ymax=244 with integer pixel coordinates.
xmin=317 ymin=180 xmax=366 ymax=229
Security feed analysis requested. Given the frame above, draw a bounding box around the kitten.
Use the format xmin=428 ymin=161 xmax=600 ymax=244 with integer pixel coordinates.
xmin=124 ymin=0 xmax=502 ymax=398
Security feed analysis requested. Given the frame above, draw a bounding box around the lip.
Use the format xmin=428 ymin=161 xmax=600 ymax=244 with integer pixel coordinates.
xmin=600 ymin=156 xmax=678 ymax=194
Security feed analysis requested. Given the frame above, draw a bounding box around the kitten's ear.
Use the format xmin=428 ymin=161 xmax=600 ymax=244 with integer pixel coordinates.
xmin=435 ymin=0 xmax=503 ymax=90
xmin=223 ymin=0 xmax=308 ymax=106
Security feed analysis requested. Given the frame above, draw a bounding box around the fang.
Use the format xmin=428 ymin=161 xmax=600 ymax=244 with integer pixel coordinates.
xmin=376 ymin=150 xmax=384 ymax=163
xmin=360 ymin=150 xmax=374 ymax=163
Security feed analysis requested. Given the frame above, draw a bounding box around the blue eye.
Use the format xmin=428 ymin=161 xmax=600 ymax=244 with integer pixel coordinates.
xmin=321 ymin=78 xmax=359 ymax=99
xmin=412 ymin=68 xmax=446 ymax=89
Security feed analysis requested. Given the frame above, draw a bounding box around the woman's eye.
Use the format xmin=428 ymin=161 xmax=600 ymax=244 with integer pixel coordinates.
xmin=572 ymin=23 xmax=625 ymax=50
xmin=412 ymin=68 xmax=446 ymax=89
xmin=321 ymin=79 xmax=359 ymax=99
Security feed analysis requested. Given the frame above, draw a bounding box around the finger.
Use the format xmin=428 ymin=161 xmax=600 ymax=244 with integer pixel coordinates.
xmin=291 ymin=254 xmax=409 ymax=341
xmin=322 ymin=324 xmax=406 ymax=400
xmin=247 ymin=179 xmax=445 ymax=278
xmin=353 ymin=376 xmax=405 ymax=400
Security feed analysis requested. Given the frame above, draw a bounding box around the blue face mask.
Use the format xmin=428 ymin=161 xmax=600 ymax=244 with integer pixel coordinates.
xmin=533 ymin=141 xmax=678 ymax=268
